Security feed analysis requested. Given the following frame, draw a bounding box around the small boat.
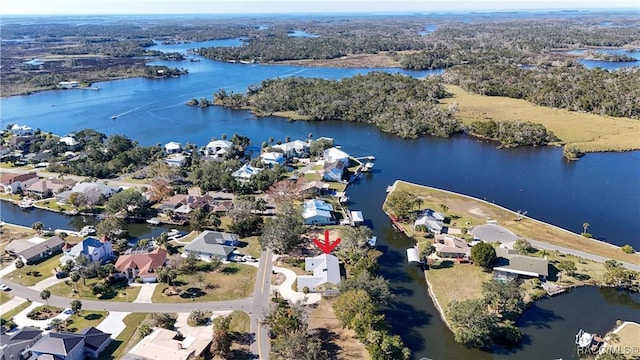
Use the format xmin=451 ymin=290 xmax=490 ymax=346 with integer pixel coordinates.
xmin=111 ymin=115 xmax=117 ymax=119
xmin=146 ymin=218 xmax=160 ymax=225
xmin=78 ymin=225 xmax=96 ymax=236
xmin=367 ymin=236 xmax=377 ymax=248
xmin=167 ymin=229 xmax=180 ymax=237
xmin=18 ymin=200 xmax=35 ymax=209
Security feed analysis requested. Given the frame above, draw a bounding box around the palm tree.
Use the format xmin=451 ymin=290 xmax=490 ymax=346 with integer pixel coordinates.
xmin=606 ymin=332 xmax=620 ymax=344
xmin=40 ymin=290 xmax=51 ymax=306
xmin=439 ymin=203 xmax=449 ymax=215
xmin=582 ymin=222 xmax=590 ymax=234
xmin=31 ymin=222 xmax=44 ymax=234
xmin=49 ymin=318 xmax=64 ymax=332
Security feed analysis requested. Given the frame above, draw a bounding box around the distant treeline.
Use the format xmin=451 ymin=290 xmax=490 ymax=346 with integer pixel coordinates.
xmin=213 ymin=72 xmax=461 ymax=139
xmin=468 ymin=121 xmax=559 ymax=148
xmin=444 ymin=64 xmax=640 ymax=119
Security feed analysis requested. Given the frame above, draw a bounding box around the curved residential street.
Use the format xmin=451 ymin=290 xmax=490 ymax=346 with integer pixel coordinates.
xmin=0 ymin=249 xmax=280 ymax=360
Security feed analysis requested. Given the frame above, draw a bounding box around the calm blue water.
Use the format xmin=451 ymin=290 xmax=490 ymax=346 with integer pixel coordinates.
xmin=418 ymin=24 xmax=438 ymax=35
xmin=565 ymin=48 xmax=640 ymax=69
xmin=287 ymin=30 xmax=319 ymax=38
xmin=1 ymin=43 xmax=639 ymax=360
xmin=148 ymin=38 xmax=244 ymax=54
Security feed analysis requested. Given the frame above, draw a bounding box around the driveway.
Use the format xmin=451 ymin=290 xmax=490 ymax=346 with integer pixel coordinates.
xmin=271 ymin=266 xmax=321 ymax=304
xmin=0 ymin=263 xmax=17 ymax=279
xmin=470 ymin=224 xmax=519 ymax=244
xmin=30 ymin=276 xmax=66 ymax=292
xmin=132 ymin=283 xmax=158 ymax=303
xmin=96 ymin=311 xmax=130 ymax=338
xmin=12 ymin=301 xmax=72 ymax=329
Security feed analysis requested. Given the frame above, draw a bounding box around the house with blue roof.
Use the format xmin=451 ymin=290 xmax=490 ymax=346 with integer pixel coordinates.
xmin=302 ymin=199 xmax=335 ymax=225
xmin=60 ymin=237 xmax=114 ymax=265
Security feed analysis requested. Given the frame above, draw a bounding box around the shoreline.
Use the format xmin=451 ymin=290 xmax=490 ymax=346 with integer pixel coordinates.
xmin=384 ymin=180 xmax=639 ymax=270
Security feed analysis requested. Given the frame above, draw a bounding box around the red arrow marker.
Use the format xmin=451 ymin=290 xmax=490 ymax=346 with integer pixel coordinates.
xmin=313 ymin=229 xmax=341 ymax=254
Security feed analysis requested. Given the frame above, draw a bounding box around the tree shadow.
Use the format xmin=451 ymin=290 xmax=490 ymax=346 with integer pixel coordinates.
xmin=84 ymin=313 xmax=103 ymax=321
xmin=232 ymin=331 xmax=255 ymax=346
xmin=221 ymin=266 xmax=239 ymax=275
xmin=517 ymin=303 xmax=563 ymax=330
xmin=431 ymin=260 xmax=455 ymax=269
xmin=547 ymin=264 xmax=559 ymax=282
xmin=180 ymin=287 xmax=205 ymax=298
xmin=312 ymin=327 xmax=341 ymax=359
xmin=382 ymin=300 xmax=432 ymax=352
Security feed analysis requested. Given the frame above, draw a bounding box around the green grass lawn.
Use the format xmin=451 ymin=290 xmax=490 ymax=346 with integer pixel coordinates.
xmin=229 ymin=310 xmax=250 ymax=333
xmin=426 ymin=261 xmax=493 ymax=306
xmin=7 ymin=255 xmax=61 ymax=286
xmin=239 ymin=236 xmax=262 ymax=258
xmin=152 ymin=264 xmax=257 ymax=303
xmin=0 ymin=293 xmax=14 ymax=305
xmin=36 ymin=199 xmax=74 ymax=212
xmin=98 ymin=313 xmax=150 ymax=360
xmin=64 ymin=310 xmax=108 ymax=333
xmin=1 ymin=301 xmax=31 ymax=320
xmin=47 ymin=278 xmax=141 ymax=302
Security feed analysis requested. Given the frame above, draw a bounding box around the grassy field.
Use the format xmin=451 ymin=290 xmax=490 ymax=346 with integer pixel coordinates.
xmin=98 ymin=313 xmax=150 ymax=360
xmin=64 ymin=310 xmax=108 ymax=333
xmin=47 ymin=278 xmax=142 ymax=302
xmin=613 ymin=322 xmax=640 ymax=359
xmin=0 ymin=293 xmax=14 ymax=305
xmin=442 ymin=85 xmax=640 ymax=152
xmin=426 ymin=261 xmax=493 ymax=305
xmin=6 ymin=256 xmax=61 ymax=286
xmin=229 ymin=310 xmax=250 ymax=333
xmin=390 ymin=181 xmax=639 ymax=265
xmin=152 ymin=264 xmax=257 ymax=303
xmin=308 ymin=299 xmax=370 ymax=360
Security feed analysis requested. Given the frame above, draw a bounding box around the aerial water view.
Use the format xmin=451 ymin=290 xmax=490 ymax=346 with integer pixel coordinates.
xmin=0 ymin=1 xmax=639 ymax=359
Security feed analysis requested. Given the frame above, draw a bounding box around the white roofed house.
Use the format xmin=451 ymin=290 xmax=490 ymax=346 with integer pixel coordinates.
xmin=323 ymin=147 xmax=350 ymax=166
xmin=164 ymin=141 xmax=183 ymax=154
xmin=414 ymin=209 xmax=446 ymax=234
xmin=433 ymin=234 xmax=471 ymax=259
xmin=60 ymin=135 xmax=80 ymax=150
xmin=273 ymin=140 xmax=309 ymax=159
xmin=297 ymin=253 xmax=341 ymax=293
xmin=204 ymin=139 xmax=233 ymax=159
xmin=10 ymin=124 xmax=34 ymax=137
xmin=183 ymin=230 xmax=240 ymax=261
xmin=232 ymin=164 xmax=263 ymax=182
xmin=260 ymin=151 xmax=285 ymax=166
xmin=302 ymin=199 xmax=334 ymax=225
xmin=56 ymin=182 xmax=120 ymax=204
xmin=164 ymin=153 xmax=188 ymax=167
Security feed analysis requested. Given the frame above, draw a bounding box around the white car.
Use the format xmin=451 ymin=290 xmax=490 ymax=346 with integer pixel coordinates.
xmin=243 ymin=256 xmax=258 ymax=263
xmin=0 ymin=284 xmax=10 ymax=291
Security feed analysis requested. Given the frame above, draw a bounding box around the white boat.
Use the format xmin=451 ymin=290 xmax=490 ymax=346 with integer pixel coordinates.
xmin=18 ymin=200 xmax=35 ymax=209
xmin=78 ymin=225 xmax=96 ymax=236
xmin=167 ymin=229 xmax=180 ymax=237
xmin=367 ymin=236 xmax=377 ymax=248
xmin=111 ymin=115 xmax=117 ymax=119
xmin=146 ymin=218 xmax=160 ymax=225
xmin=575 ymin=329 xmax=593 ymax=348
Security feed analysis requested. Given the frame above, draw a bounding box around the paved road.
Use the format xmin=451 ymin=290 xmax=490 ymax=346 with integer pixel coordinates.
xmin=527 ymin=239 xmax=640 ymax=272
xmin=250 ymin=249 xmax=273 ymax=360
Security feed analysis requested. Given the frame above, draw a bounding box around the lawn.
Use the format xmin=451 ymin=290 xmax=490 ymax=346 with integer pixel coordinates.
xmin=152 ymin=264 xmax=257 ymax=303
xmin=613 ymin=322 xmax=640 ymax=359
xmin=63 ymin=310 xmax=108 ymax=333
xmin=1 ymin=301 xmax=31 ymax=320
xmin=426 ymin=261 xmax=493 ymax=305
xmin=0 ymin=293 xmax=14 ymax=305
xmin=229 ymin=310 xmax=250 ymax=333
xmin=6 ymin=255 xmax=62 ymax=286
xmin=98 ymin=313 xmax=150 ymax=360
xmin=47 ymin=277 xmax=141 ymax=302
xmin=238 ymin=236 xmax=262 ymax=258
xmin=388 ymin=181 xmax=639 ymax=265
xmin=442 ymin=85 xmax=640 ymax=152
xmin=36 ymin=199 xmax=74 ymax=212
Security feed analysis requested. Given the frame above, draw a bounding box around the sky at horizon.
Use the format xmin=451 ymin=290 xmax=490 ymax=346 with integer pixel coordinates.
xmin=3 ymin=0 xmax=639 ymax=15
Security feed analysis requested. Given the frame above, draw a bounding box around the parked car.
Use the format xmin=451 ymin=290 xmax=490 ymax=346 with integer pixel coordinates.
xmin=243 ymin=256 xmax=258 ymax=262
xmin=0 ymin=283 xmax=11 ymax=291
xmin=55 ymin=271 xmax=69 ymax=279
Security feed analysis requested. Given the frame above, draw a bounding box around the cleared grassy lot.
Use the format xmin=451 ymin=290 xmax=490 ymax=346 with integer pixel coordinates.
xmin=152 ymin=264 xmax=256 ymax=303
xmin=442 ymin=85 xmax=640 ymax=152
xmin=47 ymin=278 xmax=141 ymax=302
xmin=426 ymin=261 xmax=493 ymax=305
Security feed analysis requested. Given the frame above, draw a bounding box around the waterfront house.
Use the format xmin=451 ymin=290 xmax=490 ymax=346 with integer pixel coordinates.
xmin=273 ymin=140 xmax=309 ymax=159
xmin=434 ymin=234 xmax=471 ymax=259
xmin=5 ymin=236 xmax=65 ymax=265
xmin=60 ymin=135 xmax=80 ymax=150
xmin=114 ymin=247 xmax=167 ymax=283
xmin=260 ymin=151 xmax=285 ymax=166
xmin=0 ymin=172 xmax=38 ymax=194
xmin=157 ymin=194 xmax=214 ymax=215
xmin=59 ymin=237 xmax=114 ymax=265
xmin=302 ymin=199 xmax=334 ymax=225
xmin=414 ymin=209 xmax=446 ymax=234
xmin=58 ymin=81 xmax=79 ymax=89
xmin=24 ymin=177 xmax=77 ymax=198
xmin=56 ymin=182 xmax=120 ymax=204
xmin=164 ymin=141 xmax=183 ymax=154
xmin=10 ymin=124 xmax=34 ymax=137
xmin=123 ymin=327 xmax=211 ymax=360
xmin=297 ymin=253 xmax=341 ymax=293
xmin=0 ymin=326 xmax=43 ymax=360
xmin=211 ymin=200 xmax=234 ymax=213
xmin=8 ymin=135 xmax=35 ymax=152
xmin=28 ymin=327 xmax=111 ymax=360
xmin=204 ymin=139 xmax=233 ymax=159
xmin=323 ymin=147 xmax=349 ymax=166
xmin=301 ymin=180 xmax=330 ymax=196
xmin=231 ymin=164 xmax=263 ymax=182
xmin=323 ymin=160 xmax=345 ymax=182
xmin=493 ymin=247 xmax=549 ymax=279
xmin=182 ymin=230 xmax=240 ymax=262
xmin=164 ymin=153 xmax=188 ymax=167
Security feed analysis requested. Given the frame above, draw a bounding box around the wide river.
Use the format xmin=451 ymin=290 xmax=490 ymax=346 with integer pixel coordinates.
xmin=1 ymin=41 xmax=639 ymax=359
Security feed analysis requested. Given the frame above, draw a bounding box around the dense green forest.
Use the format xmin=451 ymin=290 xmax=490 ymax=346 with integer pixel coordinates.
xmin=213 ymin=72 xmax=461 ymax=139
xmin=444 ymin=64 xmax=640 ymax=118
xmin=467 ymin=120 xmax=559 ymax=147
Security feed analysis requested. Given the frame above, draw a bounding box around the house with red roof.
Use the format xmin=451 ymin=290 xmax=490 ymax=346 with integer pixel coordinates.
xmin=114 ymin=247 xmax=167 ymax=283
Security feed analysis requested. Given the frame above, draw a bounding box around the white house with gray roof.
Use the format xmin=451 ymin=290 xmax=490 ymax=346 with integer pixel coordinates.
xmin=297 ymin=253 xmax=341 ymax=293
xmin=302 ymin=199 xmax=334 ymax=225
xmin=183 ymin=231 xmax=240 ymax=261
